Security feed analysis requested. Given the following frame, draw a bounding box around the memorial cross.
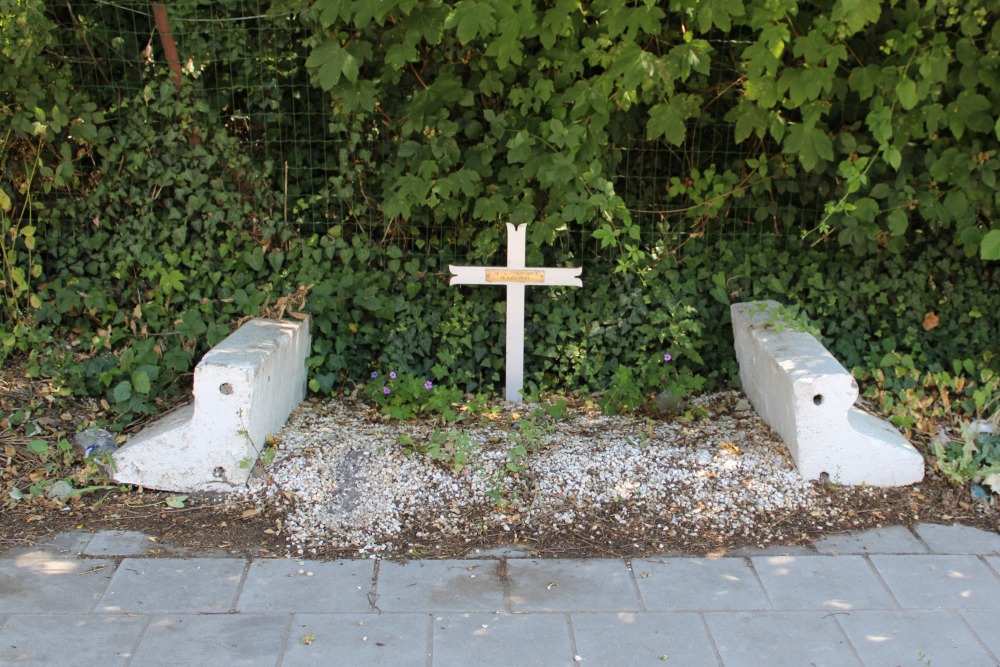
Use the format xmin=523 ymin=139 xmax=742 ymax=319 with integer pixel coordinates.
xmin=449 ymin=223 xmax=582 ymax=402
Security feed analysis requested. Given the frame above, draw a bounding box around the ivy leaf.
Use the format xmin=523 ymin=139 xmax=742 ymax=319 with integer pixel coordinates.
xmin=112 ymin=380 xmax=132 ymax=404
xmin=131 ymin=370 xmax=152 ymax=395
xmin=994 ymin=116 xmax=1000 ymax=141
xmin=158 ymin=269 xmax=186 ymax=295
xmin=981 ymin=230 xmax=1000 ymax=260
xmin=447 ymin=0 xmax=496 ymax=43
xmin=784 ymin=121 xmax=833 ymax=172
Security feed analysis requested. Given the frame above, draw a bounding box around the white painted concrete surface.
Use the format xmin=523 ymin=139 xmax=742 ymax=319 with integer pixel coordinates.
xmin=113 ymin=317 xmax=309 ymax=493
xmin=731 ymin=301 xmax=924 ymax=486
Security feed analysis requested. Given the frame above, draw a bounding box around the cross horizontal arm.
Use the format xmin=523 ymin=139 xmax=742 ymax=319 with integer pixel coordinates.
xmin=449 ymin=265 xmax=582 ymax=287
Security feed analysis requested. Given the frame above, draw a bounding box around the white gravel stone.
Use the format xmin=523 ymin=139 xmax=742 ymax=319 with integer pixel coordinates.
xmin=241 ymin=391 xmax=853 ymax=557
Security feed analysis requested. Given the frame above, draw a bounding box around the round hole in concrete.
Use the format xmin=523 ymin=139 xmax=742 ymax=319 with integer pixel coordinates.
xmin=220 ymin=383 xmax=234 ymax=395
xmin=813 ymin=394 xmax=823 ymax=406
xmin=819 ymin=471 xmax=830 ymax=483
xmin=213 ymin=466 xmax=226 ymax=479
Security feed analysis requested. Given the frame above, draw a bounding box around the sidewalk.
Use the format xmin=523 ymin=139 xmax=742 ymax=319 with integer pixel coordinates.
xmin=1 ymin=523 xmax=999 ymax=666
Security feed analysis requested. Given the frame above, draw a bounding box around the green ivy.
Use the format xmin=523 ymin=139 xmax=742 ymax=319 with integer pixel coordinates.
xmin=1 ymin=0 xmax=997 ymax=433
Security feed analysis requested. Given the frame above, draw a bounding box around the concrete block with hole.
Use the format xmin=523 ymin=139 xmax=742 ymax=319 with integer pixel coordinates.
xmin=112 ymin=317 xmax=309 ymax=493
xmin=731 ymin=301 xmax=923 ymax=486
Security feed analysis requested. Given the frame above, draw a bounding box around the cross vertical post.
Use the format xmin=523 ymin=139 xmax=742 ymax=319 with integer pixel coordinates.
xmin=449 ymin=223 xmax=582 ymax=402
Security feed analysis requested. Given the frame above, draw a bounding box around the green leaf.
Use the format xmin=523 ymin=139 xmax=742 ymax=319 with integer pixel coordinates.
xmin=727 ymin=98 xmax=768 ymax=143
xmin=647 ymin=97 xmax=700 ymax=146
xmin=131 ymin=370 xmax=151 ymax=395
xmin=947 ymin=91 xmax=992 ymax=139
xmin=157 ymin=269 xmax=186 ymax=295
xmin=831 ymin=0 xmax=882 ymax=35
xmin=981 ymin=230 xmax=1000 ymax=260
xmin=895 ymin=77 xmax=918 ymax=110
xmin=884 ymin=145 xmax=902 ymax=171
xmin=27 ymin=440 xmax=49 ymax=456
xmin=165 ymin=495 xmax=188 ymax=508
xmin=784 ymin=122 xmax=833 ymax=172
xmin=886 ymin=209 xmax=908 ymax=236
xmin=0 ymin=188 xmax=10 ymax=212
xmin=112 ymin=380 xmax=132 ymax=403
xmin=447 ymin=0 xmax=496 ymax=43
xmin=994 ymin=116 xmax=1000 ymax=141
xmin=695 ymin=0 xmax=745 ymax=32
xmin=306 ymin=40 xmax=360 ymax=90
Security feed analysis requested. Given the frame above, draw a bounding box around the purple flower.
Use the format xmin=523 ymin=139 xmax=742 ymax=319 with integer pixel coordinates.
xmin=424 ymin=381 xmax=433 ymax=390
xmin=664 ymin=353 xmax=673 ymax=362
xmin=383 ymin=387 xmax=391 ymax=395
xmin=371 ymin=371 xmax=378 ymax=378
xmin=389 ymin=371 xmax=397 ymax=379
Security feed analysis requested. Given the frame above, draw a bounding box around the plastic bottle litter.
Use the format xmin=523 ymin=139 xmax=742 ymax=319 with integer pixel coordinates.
xmin=74 ymin=428 xmax=118 ymax=460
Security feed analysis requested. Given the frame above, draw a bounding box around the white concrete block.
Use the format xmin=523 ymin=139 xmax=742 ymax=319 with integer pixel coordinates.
xmin=112 ymin=317 xmax=309 ymax=493
xmin=731 ymin=301 xmax=923 ymax=486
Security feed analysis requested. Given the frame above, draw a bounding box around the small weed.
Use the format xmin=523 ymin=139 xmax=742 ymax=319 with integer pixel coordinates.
xmin=505 ymin=414 xmax=553 ymax=474
xmin=932 ymin=421 xmax=1000 ymax=496
xmin=399 ymin=429 xmax=477 ymax=474
xmin=365 ymin=370 xmax=463 ymax=422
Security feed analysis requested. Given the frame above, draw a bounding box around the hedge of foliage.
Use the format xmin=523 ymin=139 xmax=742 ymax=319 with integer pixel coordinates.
xmin=1 ymin=0 xmax=997 ymax=432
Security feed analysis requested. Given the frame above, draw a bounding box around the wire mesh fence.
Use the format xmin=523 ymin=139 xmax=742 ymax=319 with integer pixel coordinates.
xmin=39 ymin=0 xmax=817 ymax=266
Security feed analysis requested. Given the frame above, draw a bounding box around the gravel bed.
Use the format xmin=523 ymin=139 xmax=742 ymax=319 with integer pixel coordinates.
xmin=243 ymin=391 xmax=872 ymax=558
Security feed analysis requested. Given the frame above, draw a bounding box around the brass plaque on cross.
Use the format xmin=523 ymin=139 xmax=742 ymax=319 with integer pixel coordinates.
xmin=485 ymin=269 xmax=545 ymax=283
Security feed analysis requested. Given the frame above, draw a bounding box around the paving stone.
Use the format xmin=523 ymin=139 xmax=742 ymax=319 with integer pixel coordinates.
xmin=282 ymin=613 xmax=429 ymax=667
xmin=375 ymin=560 xmax=505 ymax=612
xmin=838 ymin=610 xmax=997 ymax=666
xmin=871 ymin=555 xmax=1000 ymax=609
xmin=432 ymin=613 xmax=573 ymax=667
xmin=467 ymin=546 xmax=534 ymax=559
xmin=960 ymin=609 xmax=1000 ymax=660
xmin=914 ymin=523 xmax=1000 ymax=555
xmin=130 ymin=614 xmax=287 ymax=667
xmin=83 ymin=530 xmax=161 ymax=557
xmin=83 ymin=530 xmax=219 ymax=558
xmin=632 ymin=557 xmax=768 ymax=611
xmin=725 ymin=544 xmax=817 ymax=557
xmin=811 ymin=526 xmax=927 ymax=554
xmin=570 ymin=612 xmax=719 ymax=666
xmin=751 ymin=555 xmax=895 ymax=610
xmin=97 ymin=558 xmax=245 ymax=613
xmin=238 ymin=558 xmax=373 ymax=612
xmin=705 ymin=611 xmax=861 ymax=667
xmin=506 ymin=559 xmax=640 ymax=612
xmin=987 ymin=555 xmax=1000 ymax=578
xmin=0 ymin=555 xmax=114 ymax=613
xmin=0 ymin=613 xmax=146 ymax=667
xmin=1 ymin=530 xmax=94 ymax=559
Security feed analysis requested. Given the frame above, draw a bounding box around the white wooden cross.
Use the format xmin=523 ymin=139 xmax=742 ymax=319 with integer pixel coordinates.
xmin=449 ymin=223 xmax=582 ymax=402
